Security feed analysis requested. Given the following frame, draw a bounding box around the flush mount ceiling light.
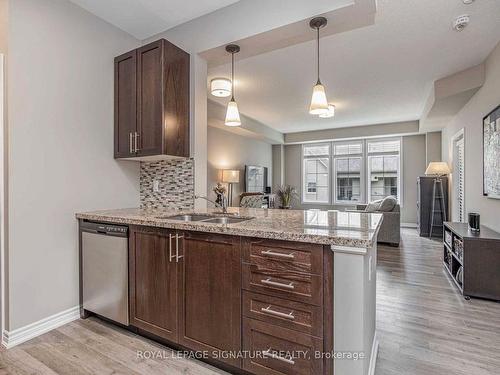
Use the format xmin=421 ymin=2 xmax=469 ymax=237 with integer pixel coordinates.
xmin=210 ymin=77 xmax=231 ymax=97
xmin=462 ymin=0 xmax=475 ymax=4
xmin=309 ymin=17 xmax=329 ymax=116
xmin=319 ymin=103 xmax=335 ymax=118
xmin=224 ymin=44 xmax=242 ymax=127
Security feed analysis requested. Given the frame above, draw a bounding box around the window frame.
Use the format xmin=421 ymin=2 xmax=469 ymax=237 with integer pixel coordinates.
xmin=366 ymin=137 xmax=402 ymax=204
xmin=300 ymin=137 xmax=403 ymax=206
xmin=332 ymin=140 xmax=365 ymax=205
xmin=301 ymin=143 xmax=332 ymax=205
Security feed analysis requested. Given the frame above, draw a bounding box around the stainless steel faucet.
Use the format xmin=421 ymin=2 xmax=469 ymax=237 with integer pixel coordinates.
xmin=195 ymin=194 xmax=228 ymax=214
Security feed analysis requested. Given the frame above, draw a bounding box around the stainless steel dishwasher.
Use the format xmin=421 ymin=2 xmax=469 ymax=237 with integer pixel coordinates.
xmin=80 ymin=221 xmax=129 ymax=325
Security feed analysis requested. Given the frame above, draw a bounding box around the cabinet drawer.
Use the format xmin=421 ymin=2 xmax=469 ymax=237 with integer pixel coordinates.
xmin=243 ymin=238 xmax=323 ymax=276
xmin=242 ymin=263 xmax=322 ymax=306
xmin=243 ymin=291 xmax=322 ymax=337
xmin=243 ymin=318 xmax=323 ymax=375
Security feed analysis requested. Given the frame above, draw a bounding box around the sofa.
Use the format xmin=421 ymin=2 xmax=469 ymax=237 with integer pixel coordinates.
xmin=349 ymin=197 xmax=401 ymax=246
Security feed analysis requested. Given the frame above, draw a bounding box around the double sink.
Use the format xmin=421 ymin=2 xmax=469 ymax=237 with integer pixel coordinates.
xmin=158 ymin=214 xmax=253 ymax=225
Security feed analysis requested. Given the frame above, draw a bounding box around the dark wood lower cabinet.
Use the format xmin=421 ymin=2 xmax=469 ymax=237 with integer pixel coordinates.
xmin=129 ymin=226 xmax=178 ymax=342
xmin=128 ymin=228 xmax=332 ymax=375
xmin=178 ymin=231 xmax=242 ymax=368
xmin=242 ymin=318 xmax=323 ymax=375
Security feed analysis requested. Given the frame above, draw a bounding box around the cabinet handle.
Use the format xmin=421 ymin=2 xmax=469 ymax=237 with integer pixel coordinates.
xmin=175 ymin=234 xmax=184 ymax=262
xmin=261 ymin=305 xmax=295 ymax=320
xmin=134 ymin=132 xmax=140 ymax=153
xmin=261 ymin=249 xmax=295 ymax=259
xmin=169 ymin=234 xmax=175 ymax=262
xmin=262 ymin=348 xmax=295 ymax=365
xmin=129 ymin=133 xmax=134 ymax=154
xmin=261 ymin=278 xmax=295 ymax=290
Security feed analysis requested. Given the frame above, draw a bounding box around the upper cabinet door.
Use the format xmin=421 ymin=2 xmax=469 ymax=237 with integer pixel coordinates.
xmin=137 ymin=40 xmax=164 ymax=157
xmin=114 ymin=39 xmax=190 ymax=160
xmin=114 ymin=50 xmax=137 ymax=158
xmin=163 ymin=41 xmax=190 ymax=158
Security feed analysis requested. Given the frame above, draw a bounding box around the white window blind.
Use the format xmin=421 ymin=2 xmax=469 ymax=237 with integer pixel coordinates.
xmin=456 ymin=138 xmax=465 ymax=222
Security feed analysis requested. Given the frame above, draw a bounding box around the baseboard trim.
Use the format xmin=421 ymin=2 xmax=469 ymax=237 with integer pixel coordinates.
xmin=2 ymin=306 xmax=80 ymax=349
xmin=368 ymin=331 xmax=379 ymax=375
xmin=401 ymin=222 xmax=418 ymax=228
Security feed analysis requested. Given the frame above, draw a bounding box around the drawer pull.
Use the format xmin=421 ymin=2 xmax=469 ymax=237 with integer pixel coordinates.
xmin=261 ymin=249 xmax=295 ymax=259
xmin=261 ymin=305 xmax=295 ymax=320
xmin=261 ymin=278 xmax=295 ymax=290
xmin=263 ymin=348 xmax=295 ymax=365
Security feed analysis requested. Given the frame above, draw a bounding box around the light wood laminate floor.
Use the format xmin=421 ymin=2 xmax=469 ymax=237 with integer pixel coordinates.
xmin=1 ymin=229 xmax=499 ymax=374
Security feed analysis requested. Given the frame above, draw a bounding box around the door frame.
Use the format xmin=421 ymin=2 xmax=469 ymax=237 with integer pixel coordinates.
xmin=0 ymin=53 xmax=6 ymax=342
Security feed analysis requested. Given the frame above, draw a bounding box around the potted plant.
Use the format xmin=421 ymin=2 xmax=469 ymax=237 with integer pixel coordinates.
xmin=276 ymin=185 xmax=297 ymax=209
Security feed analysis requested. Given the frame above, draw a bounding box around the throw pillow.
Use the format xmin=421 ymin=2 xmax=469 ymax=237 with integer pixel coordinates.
xmin=365 ymin=199 xmax=382 ymax=212
xmin=378 ymin=196 xmax=397 ymax=212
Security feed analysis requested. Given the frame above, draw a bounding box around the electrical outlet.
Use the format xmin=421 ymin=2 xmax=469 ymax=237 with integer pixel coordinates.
xmin=153 ymin=179 xmax=160 ymax=193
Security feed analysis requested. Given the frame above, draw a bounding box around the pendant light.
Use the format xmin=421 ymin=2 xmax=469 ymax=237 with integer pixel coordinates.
xmin=225 ymin=44 xmax=241 ymax=126
xmin=211 ymin=78 xmax=232 ymax=97
xmin=309 ymin=17 xmax=329 ymax=115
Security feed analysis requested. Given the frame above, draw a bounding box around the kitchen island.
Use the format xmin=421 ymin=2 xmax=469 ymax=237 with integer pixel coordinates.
xmin=76 ymin=207 xmax=382 ymax=375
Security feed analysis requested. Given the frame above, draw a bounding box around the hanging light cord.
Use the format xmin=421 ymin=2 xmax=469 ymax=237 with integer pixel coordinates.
xmin=231 ymin=52 xmax=235 ymax=101
xmin=316 ymin=26 xmax=321 ymax=85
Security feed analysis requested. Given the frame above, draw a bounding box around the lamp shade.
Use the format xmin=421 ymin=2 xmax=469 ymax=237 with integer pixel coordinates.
xmin=225 ymin=99 xmax=241 ymax=126
xmin=425 ymin=162 xmax=451 ymax=176
xmin=319 ymin=103 xmax=335 ymax=118
xmin=222 ymin=169 xmax=240 ymax=183
xmin=309 ymin=83 xmax=329 ymax=115
xmin=210 ymin=78 xmax=231 ymax=97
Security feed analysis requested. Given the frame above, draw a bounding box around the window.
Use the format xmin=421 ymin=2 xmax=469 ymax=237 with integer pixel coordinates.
xmin=302 ymin=144 xmax=330 ymax=203
xmin=367 ymin=139 xmax=401 ymax=202
xmin=333 ymin=142 xmax=363 ymax=203
xmin=301 ymin=138 xmax=402 ymax=205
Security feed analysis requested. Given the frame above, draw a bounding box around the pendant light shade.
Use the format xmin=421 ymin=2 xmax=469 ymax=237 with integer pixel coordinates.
xmin=224 ymin=44 xmax=241 ymax=127
xmin=319 ymin=103 xmax=335 ymax=118
xmin=309 ymin=17 xmax=329 ymax=116
xmin=225 ymin=99 xmax=241 ymax=126
xmin=211 ymin=78 xmax=231 ymax=97
xmin=309 ymin=83 xmax=329 ymax=115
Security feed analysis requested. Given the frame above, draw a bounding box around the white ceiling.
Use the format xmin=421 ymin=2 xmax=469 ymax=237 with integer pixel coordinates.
xmin=70 ymin=0 xmax=240 ymax=39
xmin=208 ymin=0 xmax=500 ymax=133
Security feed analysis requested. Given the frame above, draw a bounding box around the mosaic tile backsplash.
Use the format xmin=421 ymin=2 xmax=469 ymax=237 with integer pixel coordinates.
xmin=140 ymin=158 xmax=194 ymax=210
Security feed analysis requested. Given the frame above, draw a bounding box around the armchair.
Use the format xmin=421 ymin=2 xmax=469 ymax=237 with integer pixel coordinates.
xmin=350 ymin=203 xmax=401 ymax=246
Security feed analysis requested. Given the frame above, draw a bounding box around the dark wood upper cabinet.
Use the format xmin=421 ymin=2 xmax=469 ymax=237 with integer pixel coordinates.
xmin=129 ymin=226 xmax=179 ymax=342
xmin=114 ymin=50 xmax=137 ymax=158
xmin=178 ymin=231 xmax=242 ymax=368
xmin=114 ymin=39 xmax=190 ymax=160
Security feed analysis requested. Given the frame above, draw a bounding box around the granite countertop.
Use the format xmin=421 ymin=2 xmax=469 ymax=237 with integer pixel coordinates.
xmin=76 ymin=207 xmax=383 ymax=248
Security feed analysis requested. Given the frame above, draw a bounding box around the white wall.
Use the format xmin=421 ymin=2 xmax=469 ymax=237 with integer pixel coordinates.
xmin=442 ymin=41 xmax=500 ymax=232
xmin=6 ymin=0 xmax=140 ymax=330
xmin=401 ymin=135 xmax=427 ymax=224
xmin=207 ymin=126 xmax=272 ymax=205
